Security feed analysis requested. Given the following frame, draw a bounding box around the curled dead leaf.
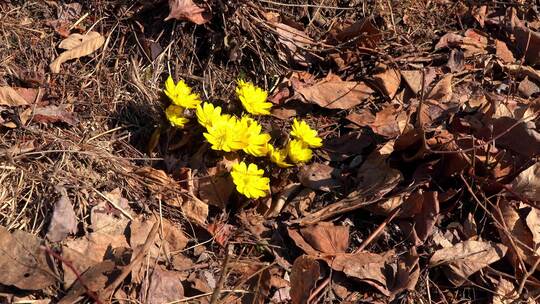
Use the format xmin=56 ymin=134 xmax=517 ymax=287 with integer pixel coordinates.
xmin=429 ymin=240 xmax=507 ymax=286
xmin=295 ymin=74 xmax=373 ymax=110
xmin=50 ymin=31 xmax=105 ymax=73
xmin=290 ymin=255 xmax=320 ymax=304
xmin=0 ymin=226 xmax=57 ymax=290
xmin=165 ymin=0 xmax=210 ymax=25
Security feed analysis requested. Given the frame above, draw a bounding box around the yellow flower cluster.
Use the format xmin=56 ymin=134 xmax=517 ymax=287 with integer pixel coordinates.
xmin=162 ymin=76 xmax=324 ymax=200
xmin=163 ymin=75 xmax=202 ymax=128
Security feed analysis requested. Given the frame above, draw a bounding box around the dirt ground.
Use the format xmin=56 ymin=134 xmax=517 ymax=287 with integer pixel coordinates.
xmin=0 ymin=0 xmax=540 ymax=303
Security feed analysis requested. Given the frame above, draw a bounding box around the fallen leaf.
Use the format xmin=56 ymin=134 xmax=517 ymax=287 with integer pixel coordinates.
xmin=282 ymin=187 xmax=316 ymax=218
xmin=198 ymin=166 xmax=234 ymax=209
xmin=298 ymin=163 xmax=341 ymax=192
xmin=179 ymin=195 xmax=209 ymax=225
xmin=290 ymin=255 xmax=320 ymax=304
xmin=426 ymin=74 xmax=453 ymax=103
xmin=207 ymin=222 xmax=234 ymax=247
xmin=0 ymin=87 xmax=39 ymax=106
xmin=330 ymin=17 xmax=382 ymax=49
xmin=295 ymin=74 xmax=373 ymax=110
xmin=492 ymin=277 xmax=522 ymax=304
xmin=373 ymin=65 xmax=401 ymax=98
xmin=435 ymin=29 xmax=488 ymax=57
xmin=447 ymin=49 xmax=465 ymax=72
xmin=61 ymin=246 xmax=100 ymax=288
xmin=356 ymin=142 xmax=402 ymax=197
xmin=269 ymin=19 xmax=316 ymax=67
xmin=299 ymin=222 xmax=349 ymax=254
xmin=46 ymin=186 xmax=78 ymax=242
xmin=471 ymin=5 xmax=487 ymax=27
xmin=142 ymin=267 xmax=184 ymax=304
xmin=321 ymin=132 xmax=372 ymax=162
xmin=50 ymin=31 xmax=105 ymax=73
xmin=413 ymin=191 xmax=440 ymax=245
xmin=495 ymin=39 xmax=515 ymax=63
xmin=400 ymin=68 xmax=438 ymax=95
xmin=165 ymin=0 xmax=210 ymax=25
xmin=370 ymin=103 xmax=408 ymax=138
xmin=32 ymin=105 xmax=79 ymax=125
xmin=58 ymin=260 xmax=118 ymax=304
xmin=429 ymin=240 xmax=507 ymax=286
xmin=266 ymin=183 xmax=302 ymax=218
xmin=0 ymin=226 xmax=56 ymax=290
xmin=509 ymin=160 xmax=540 ymax=203
xmin=511 ymin=19 xmax=540 ymax=66
xmin=91 ymin=189 xmax=132 ymax=235
xmin=346 ymin=109 xmax=375 ymax=127
xmin=331 ymin=251 xmax=392 ymax=296
xmin=517 ymin=77 xmax=540 ymax=98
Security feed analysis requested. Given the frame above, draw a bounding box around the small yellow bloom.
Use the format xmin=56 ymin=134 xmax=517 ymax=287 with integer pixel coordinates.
xmin=237 ymin=116 xmax=270 ymax=157
xmin=196 ymin=102 xmax=224 ymax=129
xmin=267 ymin=144 xmax=292 ymax=168
xmin=231 ymin=162 xmax=270 ymax=199
xmin=203 ymin=116 xmax=245 ymax=152
xmin=165 ymin=105 xmax=189 ymax=128
xmin=164 ymin=75 xmax=202 ymax=109
xmin=287 ymin=139 xmax=313 ymax=164
xmin=236 ymin=79 xmax=272 ymax=115
xmin=290 ymin=118 xmax=323 ymax=148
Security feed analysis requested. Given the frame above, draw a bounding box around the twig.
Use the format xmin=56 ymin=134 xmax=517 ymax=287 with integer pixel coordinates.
xmin=354 ymin=206 xmax=401 ymax=253
xmin=517 ymin=256 xmax=540 ymax=298
xmin=210 ymin=244 xmax=232 ymax=304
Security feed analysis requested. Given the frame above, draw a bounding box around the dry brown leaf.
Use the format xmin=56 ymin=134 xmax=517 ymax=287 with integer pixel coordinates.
xmin=511 ymin=163 xmax=540 ymax=202
xmin=427 ymin=74 xmax=453 ymax=103
xmin=496 ymin=200 xmax=538 ymax=270
xmin=435 ymin=29 xmax=488 ymax=57
xmin=370 ymin=103 xmax=408 ymax=138
xmin=290 ymin=255 xmax=320 ymax=304
xmin=198 ymin=166 xmax=234 ymax=209
xmin=331 ymin=17 xmax=382 ymax=49
xmin=400 ymin=68 xmax=438 ymax=95
xmin=180 ymin=195 xmax=209 ymax=224
xmin=296 ymin=74 xmax=373 ymax=110
xmin=471 ymin=5 xmax=487 ymax=27
xmin=299 ymin=222 xmax=349 ymax=254
xmin=512 ymin=20 xmax=540 ymax=66
xmin=492 ymin=277 xmax=521 ymax=304
xmin=91 ymin=189 xmax=132 ymax=235
xmin=373 ymin=65 xmax=401 ymax=98
xmin=356 ymin=142 xmax=402 ymax=197
xmin=429 ymin=240 xmax=507 ymax=286
xmin=331 ymin=251 xmax=393 ymax=296
xmin=32 ymin=105 xmax=79 ymax=126
xmin=61 ymin=246 xmax=100 ymax=288
xmin=504 ymin=64 xmax=540 ymax=83
xmin=0 ymin=87 xmax=39 ymax=106
xmin=298 ymin=163 xmax=341 ymax=192
xmin=58 ymin=260 xmax=117 ymax=304
xmin=165 ymin=0 xmax=210 ymax=25
xmin=517 ymin=77 xmax=540 ymax=98
xmin=0 ymin=226 xmax=56 ymax=290
xmin=50 ymin=31 xmax=105 ymax=73
xmin=270 ymin=20 xmax=316 ymax=67
xmin=46 ymin=186 xmax=77 ymax=242
xmin=142 ymin=266 xmax=184 ymax=304
xmin=413 ymin=191 xmax=440 ymax=245
xmin=495 ymin=39 xmax=516 ymax=63
xmin=346 ymin=109 xmax=375 ymax=127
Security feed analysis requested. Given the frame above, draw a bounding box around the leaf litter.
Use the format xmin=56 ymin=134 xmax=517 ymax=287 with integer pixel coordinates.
xmin=0 ymin=1 xmax=540 ymax=303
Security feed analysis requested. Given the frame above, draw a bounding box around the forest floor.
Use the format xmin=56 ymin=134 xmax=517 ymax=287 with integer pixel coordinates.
xmin=0 ymin=0 xmax=539 ymax=303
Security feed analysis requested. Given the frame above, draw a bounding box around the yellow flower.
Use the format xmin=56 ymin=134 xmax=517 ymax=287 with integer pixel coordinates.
xmin=165 ymin=105 xmax=189 ymax=128
xmin=196 ymin=102 xmax=224 ymax=129
xmin=267 ymin=144 xmax=292 ymax=168
xmin=164 ymin=75 xmax=201 ymax=109
xmin=290 ymin=118 xmax=323 ymax=148
xmin=236 ymin=79 xmax=272 ymax=115
xmin=203 ymin=116 xmax=246 ymax=152
xmin=237 ymin=116 xmax=271 ymax=157
xmin=231 ymin=162 xmax=270 ymax=199
xmin=287 ymin=139 xmax=313 ymax=164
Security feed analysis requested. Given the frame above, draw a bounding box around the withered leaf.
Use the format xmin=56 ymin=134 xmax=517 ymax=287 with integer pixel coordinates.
xmin=165 ymin=0 xmax=210 ymax=25
xmin=299 ymin=222 xmax=349 ymax=254
xmin=0 ymin=87 xmax=39 ymax=106
xmin=511 ymin=163 xmax=540 ymax=202
xmin=429 ymin=240 xmax=507 ymax=286
xmin=46 ymin=186 xmax=77 ymax=242
xmin=296 ymin=74 xmax=373 ymax=110
xmin=32 ymin=105 xmax=79 ymax=126
xmin=373 ymin=65 xmax=401 ymax=98
xmin=298 ymin=163 xmax=340 ymax=192
xmin=0 ymin=226 xmax=56 ymax=290
xmin=142 ymin=267 xmax=184 ymax=304
xmin=50 ymin=31 xmax=105 ymax=73
xmin=290 ymin=255 xmax=320 ymax=304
